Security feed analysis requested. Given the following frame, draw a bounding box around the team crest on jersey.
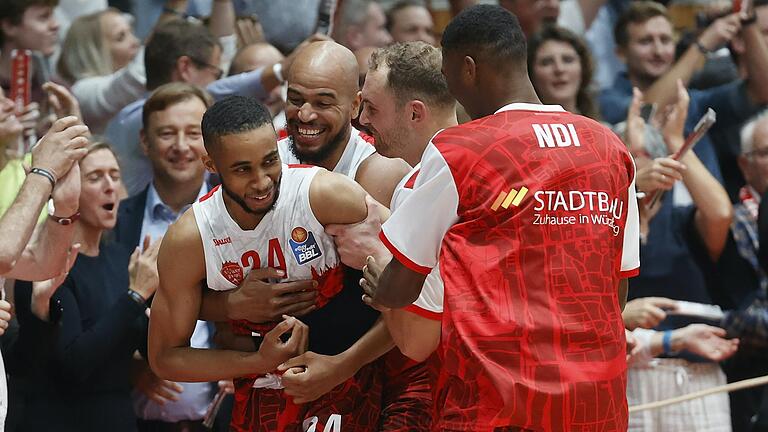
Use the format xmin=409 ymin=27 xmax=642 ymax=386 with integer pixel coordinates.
xmin=289 ymin=227 xmax=322 ymax=265
xmin=220 ymin=260 xmax=244 ymax=286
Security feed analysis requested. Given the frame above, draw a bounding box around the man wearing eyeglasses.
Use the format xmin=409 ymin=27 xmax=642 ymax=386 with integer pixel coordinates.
xmin=105 ymin=19 xmax=327 ymax=197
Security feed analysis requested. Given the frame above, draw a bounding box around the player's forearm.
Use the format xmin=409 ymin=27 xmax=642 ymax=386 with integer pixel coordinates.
xmin=10 ymin=219 xmax=75 ymax=281
xmin=374 ymin=260 xmax=427 ymax=309
xmin=199 ymin=288 xmax=230 ymax=321
xmin=151 ymin=346 xmax=272 ymax=382
xmin=381 ymin=309 xmax=439 ymax=362
xmin=336 ymin=319 xmax=394 ymax=376
xmin=0 ymin=175 xmax=52 ymax=275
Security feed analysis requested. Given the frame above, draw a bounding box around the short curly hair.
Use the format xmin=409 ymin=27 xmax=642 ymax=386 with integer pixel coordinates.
xmin=441 ymin=4 xmax=527 ymax=69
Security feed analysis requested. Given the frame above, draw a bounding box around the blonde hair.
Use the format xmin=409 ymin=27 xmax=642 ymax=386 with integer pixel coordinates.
xmin=57 ymin=8 xmax=121 ymax=84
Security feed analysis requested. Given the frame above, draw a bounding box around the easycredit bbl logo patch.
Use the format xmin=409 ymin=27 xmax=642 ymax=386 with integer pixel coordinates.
xmin=289 ymin=227 xmax=322 ymax=265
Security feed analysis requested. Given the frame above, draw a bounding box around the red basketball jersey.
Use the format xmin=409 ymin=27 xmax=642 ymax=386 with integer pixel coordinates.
xmin=380 ymin=103 xmax=639 ymax=431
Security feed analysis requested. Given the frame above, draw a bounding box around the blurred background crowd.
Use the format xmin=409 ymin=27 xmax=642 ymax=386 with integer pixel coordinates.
xmin=0 ymin=0 xmax=768 ymax=431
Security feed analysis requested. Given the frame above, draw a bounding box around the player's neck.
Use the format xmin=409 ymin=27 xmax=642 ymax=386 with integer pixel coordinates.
xmin=482 ymin=80 xmax=541 ymax=119
xmin=74 ymin=224 xmax=102 ymax=257
xmin=152 ymin=176 xmax=204 ymax=213
xmin=221 ymin=193 xmax=266 ymax=231
xmin=406 ymin=115 xmax=458 ymax=166
xmin=314 ymin=127 xmax=352 ymax=171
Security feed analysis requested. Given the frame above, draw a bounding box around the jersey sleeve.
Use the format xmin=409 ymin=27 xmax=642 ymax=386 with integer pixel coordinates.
xmin=380 ymin=142 xmax=459 ymax=274
xmin=403 ymin=264 xmax=444 ymax=321
xmin=620 ymin=163 xmax=640 ymax=278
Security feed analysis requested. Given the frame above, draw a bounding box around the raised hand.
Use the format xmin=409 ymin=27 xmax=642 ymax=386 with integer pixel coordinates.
xmin=635 ymin=157 xmax=686 ymax=194
xmin=31 ymin=116 xmax=90 ymax=183
xmin=43 ymin=82 xmax=84 ymax=123
xmin=129 ymin=236 xmax=162 ymax=300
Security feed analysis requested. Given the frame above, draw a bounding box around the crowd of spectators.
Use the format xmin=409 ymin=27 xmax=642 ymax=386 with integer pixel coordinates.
xmin=0 ymin=0 xmax=767 ymax=431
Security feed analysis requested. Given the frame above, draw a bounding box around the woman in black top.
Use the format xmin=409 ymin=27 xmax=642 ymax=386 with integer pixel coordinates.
xmin=12 ymin=143 xmax=160 ymax=431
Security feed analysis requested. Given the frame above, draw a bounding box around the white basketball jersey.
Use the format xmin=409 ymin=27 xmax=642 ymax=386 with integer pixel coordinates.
xmin=278 ymin=127 xmax=375 ymax=180
xmin=192 ymin=165 xmax=346 ymax=389
xmin=391 ymin=165 xmax=444 ymax=318
xmin=193 ymin=164 xmax=341 ymax=292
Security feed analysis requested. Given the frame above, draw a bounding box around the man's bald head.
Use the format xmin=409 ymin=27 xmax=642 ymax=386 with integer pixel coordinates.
xmin=285 ymin=41 xmax=363 ymax=166
xmin=288 ymin=41 xmax=360 ymax=99
xmin=229 ymin=42 xmax=284 ymax=76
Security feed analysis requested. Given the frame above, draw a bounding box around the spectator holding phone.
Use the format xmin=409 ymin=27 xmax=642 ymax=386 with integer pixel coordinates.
xmin=624 ymin=82 xmax=736 ymax=431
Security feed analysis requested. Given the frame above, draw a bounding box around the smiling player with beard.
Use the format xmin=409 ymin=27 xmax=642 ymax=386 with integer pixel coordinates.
xmin=149 ymin=96 xmax=397 ymax=432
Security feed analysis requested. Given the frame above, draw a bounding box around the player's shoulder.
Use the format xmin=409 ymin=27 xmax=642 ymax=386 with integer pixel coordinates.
xmin=310 ymin=167 xmax=354 ymax=195
xmin=309 ymin=169 xmax=367 ymax=225
xmin=162 ymin=208 xmax=203 ymax=253
xmin=359 ymin=152 xmax=410 ymax=179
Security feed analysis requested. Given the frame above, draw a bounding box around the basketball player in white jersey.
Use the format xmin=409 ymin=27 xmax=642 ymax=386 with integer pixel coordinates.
xmin=326 ymin=42 xmax=458 ymax=365
xmin=275 ymin=40 xmax=436 ymax=431
xmin=279 ymin=40 xmax=410 ymax=209
xmin=149 ymin=96 xmax=393 ymax=432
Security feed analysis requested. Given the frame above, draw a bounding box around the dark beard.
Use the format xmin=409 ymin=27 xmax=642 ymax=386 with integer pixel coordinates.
xmin=220 ymin=173 xmax=281 ymax=216
xmin=288 ymin=123 xmax=350 ymax=164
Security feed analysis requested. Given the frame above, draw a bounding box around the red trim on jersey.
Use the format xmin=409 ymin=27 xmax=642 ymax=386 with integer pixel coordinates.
xmin=404 ymin=304 xmax=442 ymax=321
xmin=358 ymin=131 xmax=376 ymax=146
xmin=379 ymin=231 xmax=432 ymax=275
xmin=198 ymin=184 xmax=220 ymax=202
xmin=620 ymin=267 xmax=640 ymax=278
xmin=287 ymin=163 xmax=314 ymax=168
xmin=403 ymin=169 xmax=420 ymax=189
xmin=277 ymin=128 xmax=288 ymax=140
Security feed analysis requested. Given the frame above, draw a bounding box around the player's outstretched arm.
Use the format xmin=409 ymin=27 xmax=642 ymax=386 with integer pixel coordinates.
xmin=381 ymin=308 xmax=439 ymax=362
xmin=361 ymin=255 xmax=439 ymax=361
xmin=149 ymin=210 xmax=306 ymax=382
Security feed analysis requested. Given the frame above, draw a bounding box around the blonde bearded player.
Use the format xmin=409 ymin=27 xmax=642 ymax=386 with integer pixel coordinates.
xmin=149 ymin=96 xmax=392 ymax=431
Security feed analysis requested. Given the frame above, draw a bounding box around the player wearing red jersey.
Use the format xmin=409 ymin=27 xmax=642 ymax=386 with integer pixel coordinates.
xmin=149 ymin=96 xmax=390 ymax=431
xmin=361 ymin=5 xmax=640 ymax=432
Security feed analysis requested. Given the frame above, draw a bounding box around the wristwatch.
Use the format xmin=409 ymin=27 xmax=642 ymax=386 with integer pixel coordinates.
xmin=47 ymin=199 xmax=80 ymax=225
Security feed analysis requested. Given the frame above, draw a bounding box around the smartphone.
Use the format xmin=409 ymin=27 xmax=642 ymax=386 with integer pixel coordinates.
xmin=316 ymin=0 xmax=337 ymax=36
xmin=670 ymin=108 xmax=716 ymax=161
xmin=10 ymin=49 xmax=31 ymax=111
xmin=646 ymin=108 xmax=717 ymax=207
xmin=735 ymin=0 xmax=752 ymax=15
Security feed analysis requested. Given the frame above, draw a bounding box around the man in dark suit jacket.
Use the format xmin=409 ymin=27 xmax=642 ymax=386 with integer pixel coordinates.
xmin=112 ymin=82 xmax=231 ymax=432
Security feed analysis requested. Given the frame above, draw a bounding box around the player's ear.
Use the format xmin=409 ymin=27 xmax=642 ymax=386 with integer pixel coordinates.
xmin=462 ymin=55 xmax=477 ymax=85
xmin=351 ymin=90 xmax=362 ymax=120
xmin=201 ymin=154 xmax=217 ymax=174
xmin=410 ymin=100 xmax=427 ymax=123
